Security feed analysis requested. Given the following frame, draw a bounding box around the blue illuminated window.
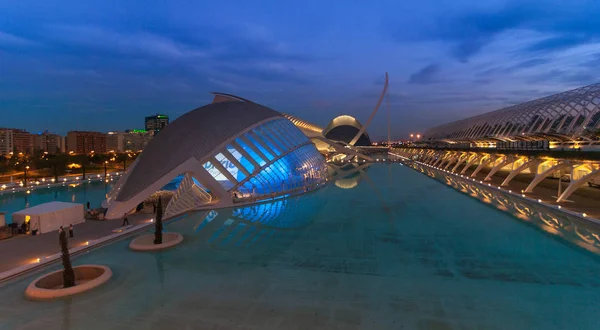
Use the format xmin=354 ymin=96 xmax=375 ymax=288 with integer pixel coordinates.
xmin=236 ymin=138 xmax=266 ymax=166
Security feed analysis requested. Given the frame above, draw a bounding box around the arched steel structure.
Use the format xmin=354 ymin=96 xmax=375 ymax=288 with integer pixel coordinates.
xmin=425 ymin=83 xmax=600 ymax=143
xmin=323 ymin=115 xmax=372 ymax=146
xmin=104 ymin=101 xmax=327 ymax=219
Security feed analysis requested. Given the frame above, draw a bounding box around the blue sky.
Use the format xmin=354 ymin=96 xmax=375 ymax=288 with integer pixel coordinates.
xmin=1 ymin=0 xmax=599 ymax=139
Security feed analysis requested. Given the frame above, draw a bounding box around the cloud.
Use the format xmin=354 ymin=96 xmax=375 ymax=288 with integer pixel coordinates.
xmin=527 ymin=35 xmax=591 ymax=52
xmin=45 ymin=25 xmax=208 ymax=60
xmin=208 ymin=77 xmax=237 ymax=89
xmin=0 ymin=31 xmax=37 ymax=47
xmin=216 ymin=62 xmax=311 ymax=84
xmin=391 ymin=2 xmax=600 ymax=62
xmin=503 ymin=58 xmax=550 ymax=73
xmin=408 ymin=64 xmax=441 ymax=84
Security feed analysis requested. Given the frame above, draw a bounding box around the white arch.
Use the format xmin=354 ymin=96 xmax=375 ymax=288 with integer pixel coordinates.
xmin=484 ymin=156 xmax=514 ymax=181
xmin=444 ymin=156 xmax=459 ymax=170
xmin=557 ymin=169 xmax=600 ymax=202
xmin=105 ymin=157 xmax=230 ymax=219
xmin=501 ymin=159 xmax=541 ymax=186
xmin=349 ymin=72 xmax=388 ymax=146
xmin=460 ymin=154 xmax=480 ymax=174
xmin=471 ymin=156 xmax=495 ymax=178
xmin=524 ymin=161 xmax=572 ymax=193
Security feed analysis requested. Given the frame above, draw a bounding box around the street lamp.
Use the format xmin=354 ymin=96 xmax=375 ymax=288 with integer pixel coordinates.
xmin=24 ymin=165 xmax=29 ymax=188
xmin=104 ymin=160 xmax=108 ymax=179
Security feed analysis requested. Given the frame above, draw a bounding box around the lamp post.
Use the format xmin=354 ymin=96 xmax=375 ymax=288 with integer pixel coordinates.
xmin=104 ymin=160 xmax=108 ymax=179
xmin=24 ymin=165 xmax=29 ymax=187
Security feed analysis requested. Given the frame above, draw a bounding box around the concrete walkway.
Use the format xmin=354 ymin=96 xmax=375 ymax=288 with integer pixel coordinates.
xmin=460 ymin=166 xmax=600 ymax=219
xmin=0 ymin=212 xmax=152 ymax=274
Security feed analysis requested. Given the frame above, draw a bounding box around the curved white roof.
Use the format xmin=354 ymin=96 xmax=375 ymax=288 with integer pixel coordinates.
xmin=116 ymin=101 xmax=281 ymax=202
xmin=323 ymin=115 xmax=365 ymax=135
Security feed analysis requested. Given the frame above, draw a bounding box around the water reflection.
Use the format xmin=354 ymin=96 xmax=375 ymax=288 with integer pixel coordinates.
xmin=410 ymin=162 xmax=600 ymax=254
xmin=191 ymin=194 xmax=327 ymax=249
xmin=0 ymin=181 xmax=115 ymax=224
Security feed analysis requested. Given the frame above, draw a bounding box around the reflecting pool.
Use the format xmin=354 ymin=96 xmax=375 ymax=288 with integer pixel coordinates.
xmin=0 ymin=181 xmax=114 ymax=224
xmin=1 ymin=164 xmax=600 ymax=329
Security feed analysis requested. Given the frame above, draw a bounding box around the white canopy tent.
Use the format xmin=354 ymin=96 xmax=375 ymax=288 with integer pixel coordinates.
xmin=13 ymin=202 xmax=85 ymax=234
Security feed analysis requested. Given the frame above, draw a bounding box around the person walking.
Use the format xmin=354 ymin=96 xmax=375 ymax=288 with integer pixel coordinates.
xmin=122 ymin=213 xmax=129 ymax=226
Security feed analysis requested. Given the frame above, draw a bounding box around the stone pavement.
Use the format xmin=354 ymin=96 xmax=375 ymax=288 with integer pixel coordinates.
xmin=0 ymin=212 xmax=152 ymax=274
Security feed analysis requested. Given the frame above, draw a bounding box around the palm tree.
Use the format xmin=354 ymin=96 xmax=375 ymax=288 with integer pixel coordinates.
xmin=59 ymin=229 xmax=75 ymax=288
xmin=154 ymin=197 xmax=163 ymax=244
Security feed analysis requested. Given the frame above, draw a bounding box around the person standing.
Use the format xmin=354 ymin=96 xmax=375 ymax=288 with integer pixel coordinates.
xmin=122 ymin=213 xmax=129 ymax=226
xmin=69 ymin=224 xmax=74 ymax=238
xmin=86 ymin=201 xmax=91 ymax=210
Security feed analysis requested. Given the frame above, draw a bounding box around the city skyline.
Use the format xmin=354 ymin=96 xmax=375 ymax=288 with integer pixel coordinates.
xmin=2 ymin=0 xmax=600 ymax=139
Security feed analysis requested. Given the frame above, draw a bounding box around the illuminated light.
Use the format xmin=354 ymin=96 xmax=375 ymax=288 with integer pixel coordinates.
xmin=97 ymin=174 xmax=100 ymax=178
xmin=26 ymin=190 xmax=30 ymax=194
xmin=76 ymin=177 xmax=80 ymax=180
xmin=0 ymin=185 xmax=5 ymax=189
xmin=558 ymin=205 xmax=562 ymax=209
xmin=522 ymin=194 xmax=525 ymax=197
xmin=41 ymin=178 xmax=45 ymax=182
xmin=509 ymin=190 xmax=511 ymax=193
xmin=51 ymin=178 xmax=55 ymax=182
xmin=35 ymin=181 xmax=40 ymax=185
xmin=583 ymin=213 xmax=588 ymax=217
xmin=63 ymin=178 xmax=67 ymax=182
xmin=538 ymin=199 xmax=542 ymax=203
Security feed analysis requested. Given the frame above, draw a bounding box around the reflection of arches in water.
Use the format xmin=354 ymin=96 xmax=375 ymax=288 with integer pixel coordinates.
xmin=411 ymin=162 xmax=600 ymax=256
xmin=329 ymin=162 xmax=370 ymax=190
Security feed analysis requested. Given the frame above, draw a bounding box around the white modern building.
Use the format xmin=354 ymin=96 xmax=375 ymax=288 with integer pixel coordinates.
xmin=103 ymin=97 xmax=328 ymax=219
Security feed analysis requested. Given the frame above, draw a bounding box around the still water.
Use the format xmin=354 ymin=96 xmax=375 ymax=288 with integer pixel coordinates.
xmin=1 ymin=164 xmax=599 ymax=329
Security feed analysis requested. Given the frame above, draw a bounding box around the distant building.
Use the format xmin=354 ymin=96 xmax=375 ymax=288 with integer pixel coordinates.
xmin=106 ymin=131 xmax=125 ymax=153
xmin=145 ymin=114 xmax=169 ymax=133
xmin=66 ymin=131 xmax=107 ymax=154
xmin=0 ymin=129 xmax=13 ymax=156
xmin=32 ymin=131 xmax=63 ymax=154
xmin=123 ymin=129 xmax=154 ymax=152
xmin=11 ymin=129 xmax=34 ymax=154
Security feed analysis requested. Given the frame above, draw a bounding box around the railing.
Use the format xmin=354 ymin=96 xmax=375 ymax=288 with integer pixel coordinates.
xmin=0 ymin=173 xmax=123 ymax=194
xmin=232 ymin=179 xmax=328 ymax=204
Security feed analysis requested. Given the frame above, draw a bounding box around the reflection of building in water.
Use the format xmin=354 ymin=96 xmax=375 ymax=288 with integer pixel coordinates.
xmin=192 ymin=195 xmax=325 ymax=249
xmin=328 ymin=162 xmax=370 ymax=190
xmin=335 ymin=171 xmax=362 ymax=189
xmin=411 ymin=162 xmax=600 ymax=255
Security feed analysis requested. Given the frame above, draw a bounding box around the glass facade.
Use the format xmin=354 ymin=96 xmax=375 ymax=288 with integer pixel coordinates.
xmin=201 ymin=118 xmax=327 ymax=196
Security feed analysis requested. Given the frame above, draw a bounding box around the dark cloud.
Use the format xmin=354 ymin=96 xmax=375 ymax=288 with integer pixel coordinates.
xmin=390 ymin=2 xmax=600 ymax=62
xmin=408 ymin=64 xmax=441 ymax=84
